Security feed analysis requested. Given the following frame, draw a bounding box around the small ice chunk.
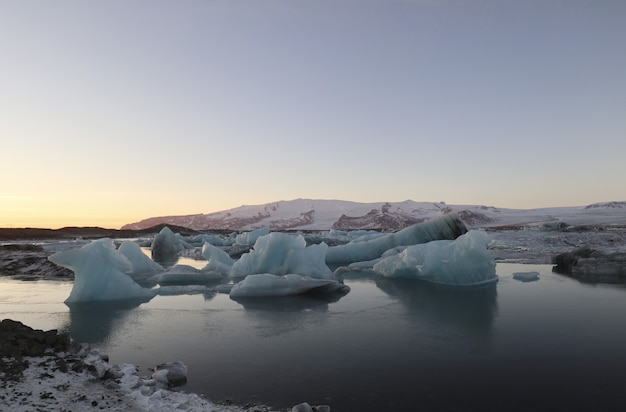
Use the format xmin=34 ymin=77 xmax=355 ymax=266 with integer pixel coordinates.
xmin=513 ymin=271 xmax=540 ymax=282
xmin=152 ymin=361 xmax=188 ymax=387
xmin=292 ymin=403 xmax=313 ymax=412
xmin=155 ymin=264 xmax=223 ymax=285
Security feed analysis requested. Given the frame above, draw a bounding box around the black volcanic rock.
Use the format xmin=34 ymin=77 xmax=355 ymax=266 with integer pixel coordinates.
xmin=0 ymin=319 xmax=73 ymax=381
xmin=553 ymin=247 xmax=626 ymax=283
xmin=0 ymin=244 xmax=74 ymax=280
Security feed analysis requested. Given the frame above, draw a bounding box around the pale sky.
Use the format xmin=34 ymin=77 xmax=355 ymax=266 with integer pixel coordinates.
xmin=1 ymin=0 xmax=625 ymax=229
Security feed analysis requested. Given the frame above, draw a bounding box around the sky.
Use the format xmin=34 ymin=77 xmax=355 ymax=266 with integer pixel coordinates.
xmin=1 ymin=0 xmax=625 ymax=229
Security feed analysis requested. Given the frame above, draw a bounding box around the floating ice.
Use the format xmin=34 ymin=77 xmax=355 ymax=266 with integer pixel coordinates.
xmin=154 ymin=264 xmax=223 ymax=285
xmin=235 ymin=226 xmax=270 ymax=246
xmin=117 ymin=240 xmax=164 ymax=285
xmin=48 ymin=238 xmax=156 ymax=303
xmin=201 ymin=242 xmax=234 ymax=275
xmin=513 ymin=271 xmax=540 ymax=282
xmin=230 ymin=232 xmax=334 ymax=279
xmin=191 ymin=233 xmax=234 ymax=247
xmin=325 ymin=213 xmax=467 ymax=264
xmin=230 ymin=273 xmax=350 ymax=298
xmin=372 ymin=230 xmax=497 ymax=286
xmin=151 ymin=227 xmax=184 ymax=266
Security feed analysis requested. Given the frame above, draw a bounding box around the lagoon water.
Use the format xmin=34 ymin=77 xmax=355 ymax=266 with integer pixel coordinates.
xmin=2 ymin=263 xmax=626 ymax=411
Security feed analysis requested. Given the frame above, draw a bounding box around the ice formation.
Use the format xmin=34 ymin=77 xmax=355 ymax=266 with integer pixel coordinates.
xmin=151 ymin=227 xmax=184 ymax=266
xmin=117 ymin=240 xmax=164 ymax=285
xmin=325 ymin=213 xmax=467 ymax=264
xmin=235 ymin=227 xmax=270 ymax=246
xmin=152 ymin=361 xmax=188 ymax=387
xmin=191 ymin=233 xmax=233 ymax=247
xmin=513 ymin=271 xmax=540 ymax=282
xmin=230 ymin=273 xmax=350 ymax=298
xmin=201 ymin=242 xmax=234 ymax=275
xmin=48 ymin=238 xmax=156 ymax=303
xmin=154 ymin=264 xmax=223 ymax=285
xmin=372 ymin=230 xmax=497 ymax=286
xmin=230 ymin=232 xmax=334 ymax=279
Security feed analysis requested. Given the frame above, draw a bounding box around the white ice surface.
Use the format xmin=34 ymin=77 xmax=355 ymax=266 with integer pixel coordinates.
xmin=325 ymin=213 xmax=467 ymax=264
xmin=0 ymin=350 xmax=275 ymax=412
xmin=123 ymin=199 xmax=626 ymax=232
xmin=154 ymin=264 xmax=223 ymax=285
xmin=201 ymin=242 xmax=234 ymax=275
xmin=372 ymin=230 xmax=497 ymax=286
xmin=230 ymin=232 xmax=334 ymax=279
xmin=230 ymin=273 xmax=349 ymax=298
xmin=48 ymin=238 xmax=156 ymax=303
xmin=235 ymin=227 xmax=270 ymax=246
xmin=118 ymin=240 xmax=164 ymax=284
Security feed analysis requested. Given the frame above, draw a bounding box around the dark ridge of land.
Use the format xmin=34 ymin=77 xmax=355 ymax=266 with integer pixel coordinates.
xmin=0 ymin=224 xmax=201 ymax=241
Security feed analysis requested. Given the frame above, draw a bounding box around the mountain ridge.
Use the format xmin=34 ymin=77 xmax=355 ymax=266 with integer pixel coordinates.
xmin=121 ymin=199 xmax=626 ymax=232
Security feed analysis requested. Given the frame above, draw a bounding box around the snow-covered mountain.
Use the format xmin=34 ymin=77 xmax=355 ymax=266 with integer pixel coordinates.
xmin=121 ymin=199 xmax=626 ymax=231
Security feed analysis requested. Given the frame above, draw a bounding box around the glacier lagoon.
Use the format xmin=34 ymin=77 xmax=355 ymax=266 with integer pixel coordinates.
xmin=2 ymin=261 xmax=626 ymax=411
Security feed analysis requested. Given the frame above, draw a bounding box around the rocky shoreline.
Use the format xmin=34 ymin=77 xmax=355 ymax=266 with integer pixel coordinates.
xmin=0 ymin=320 xmax=330 ymax=412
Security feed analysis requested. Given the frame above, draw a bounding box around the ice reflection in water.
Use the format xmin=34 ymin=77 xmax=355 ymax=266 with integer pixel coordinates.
xmin=4 ymin=263 xmax=626 ymax=411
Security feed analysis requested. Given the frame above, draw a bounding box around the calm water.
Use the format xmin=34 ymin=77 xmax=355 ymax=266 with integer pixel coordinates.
xmin=2 ymin=263 xmax=626 ymax=411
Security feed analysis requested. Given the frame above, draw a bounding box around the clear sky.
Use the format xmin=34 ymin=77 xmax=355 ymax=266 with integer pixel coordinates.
xmin=1 ymin=0 xmax=625 ymax=229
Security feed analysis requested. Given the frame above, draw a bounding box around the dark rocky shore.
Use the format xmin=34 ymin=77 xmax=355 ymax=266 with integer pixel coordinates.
xmin=0 ymin=224 xmax=198 ymax=281
xmin=0 ymin=319 xmax=331 ymax=412
xmin=0 ymin=319 xmax=74 ymax=381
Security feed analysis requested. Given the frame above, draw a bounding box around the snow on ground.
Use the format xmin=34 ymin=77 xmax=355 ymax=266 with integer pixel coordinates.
xmin=0 ymin=345 xmax=298 ymax=412
xmin=121 ymin=199 xmax=626 ymax=231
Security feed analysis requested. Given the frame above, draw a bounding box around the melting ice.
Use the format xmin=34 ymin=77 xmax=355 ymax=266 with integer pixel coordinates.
xmin=48 ymin=213 xmax=496 ymax=303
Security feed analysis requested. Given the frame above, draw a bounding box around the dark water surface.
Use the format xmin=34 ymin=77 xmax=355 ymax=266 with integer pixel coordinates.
xmin=2 ymin=263 xmax=626 ymax=411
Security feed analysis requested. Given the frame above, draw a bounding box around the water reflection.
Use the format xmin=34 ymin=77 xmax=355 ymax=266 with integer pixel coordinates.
xmin=375 ymin=276 xmax=498 ymax=352
xmin=231 ymin=295 xmax=331 ymax=312
xmin=64 ymin=298 xmax=149 ymax=344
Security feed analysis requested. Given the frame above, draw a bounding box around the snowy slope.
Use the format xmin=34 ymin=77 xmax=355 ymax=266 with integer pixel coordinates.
xmin=121 ymin=199 xmax=626 ymax=231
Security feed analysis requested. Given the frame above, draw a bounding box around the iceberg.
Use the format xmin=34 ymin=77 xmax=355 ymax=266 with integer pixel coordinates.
xmin=230 ymin=232 xmax=334 ymax=279
xmin=235 ymin=227 xmax=270 ymax=246
xmin=325 ymin=213 xmax=468 ymax=264
xmin=513 ymin=271 xmax=540 ymax=282
xmin=230 ymin=273 xmax=350 ymax=298
xmin=201 ymin=242 xmax=234 ymax=275
xmin=118 ymin=240 xmax=164 ymax=285
xmin=48 ymin=238 xmax=156 ymax=303
xmin=372 ymin=230 xmax=497 ymax=286
xmin=151 ymin=226 xmax=184 ymax=266
xmin=154 ymin=264 xmax=223 ymax=285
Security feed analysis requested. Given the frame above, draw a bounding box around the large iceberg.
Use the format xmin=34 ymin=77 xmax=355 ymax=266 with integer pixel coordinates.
xmin=372 ymin=230 xmax=497 ymax=286
xmin=325 ymin=213 xmax=467 ymax=264
xmin=230 ymin=232 xmax=334 ymax=279
xmin=48 ymin=238 xmax=156 ymax=304
xmin=230 ymin=273 xmax=350 ymax=298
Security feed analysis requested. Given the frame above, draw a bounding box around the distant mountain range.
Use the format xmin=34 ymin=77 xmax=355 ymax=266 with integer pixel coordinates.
xmin=121 ymin=199 xmax=626 ymax=232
